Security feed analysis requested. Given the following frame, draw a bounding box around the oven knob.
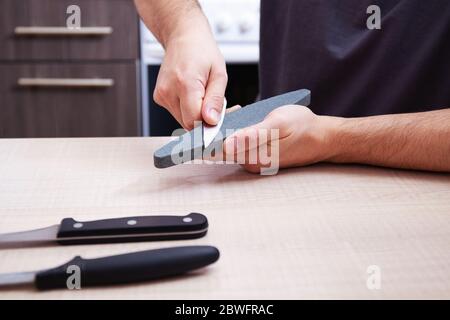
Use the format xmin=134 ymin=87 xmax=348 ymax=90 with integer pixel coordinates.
xmin=215 ymin=15 xmax=232 ymax=33
xmin=239 ymin=21 xmax=252 ymax=33
xmin=239 ymin=15 xmax=254 ymax=33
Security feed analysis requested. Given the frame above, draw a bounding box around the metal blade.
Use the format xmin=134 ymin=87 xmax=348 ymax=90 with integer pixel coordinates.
xmin=0 ymin=225 xmax=58 ymax=247
xmin=0 ymin=271 xmax=36 ymax=287
xmin=203 ymin=97 xmax=227 ymax=149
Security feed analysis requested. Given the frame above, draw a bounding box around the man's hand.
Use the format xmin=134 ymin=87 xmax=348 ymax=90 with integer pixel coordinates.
xmin=223 ymin=105 xmax=333 ymax=173
xmin=135 ymin=0 xmax=227 ymax=130
xmin=155 ymin=32 xmax=227 ymax=130
xmin=223 ymin=106 xmax=450 ymax=173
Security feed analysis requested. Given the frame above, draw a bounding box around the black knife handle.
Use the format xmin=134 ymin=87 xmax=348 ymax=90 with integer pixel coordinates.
xmin=56 ymin=213 xmax=208 ymax=245
xmin=35 ymin=245 xmax=220 ymax=290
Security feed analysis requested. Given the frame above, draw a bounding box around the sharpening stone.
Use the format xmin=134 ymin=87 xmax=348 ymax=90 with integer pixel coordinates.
xmin=154 ymin=89 xmax=311 ymax=168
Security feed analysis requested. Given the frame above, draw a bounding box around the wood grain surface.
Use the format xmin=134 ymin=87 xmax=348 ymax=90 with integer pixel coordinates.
xmin=0 ymin=137 xmax=449 ymax=299
xmin=0 ymin=63 xmax=140 ymax=138
xmin=0 ymin=0 xmax=139 ymax=61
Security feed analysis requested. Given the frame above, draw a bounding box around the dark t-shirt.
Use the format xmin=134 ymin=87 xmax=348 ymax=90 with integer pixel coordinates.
xmin=259 ymin=0 xmax=450 ymax=117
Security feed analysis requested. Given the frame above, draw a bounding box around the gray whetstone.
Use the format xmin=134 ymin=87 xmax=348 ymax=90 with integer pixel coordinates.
xmin=154 ymin=89 xmax=311 ymax=168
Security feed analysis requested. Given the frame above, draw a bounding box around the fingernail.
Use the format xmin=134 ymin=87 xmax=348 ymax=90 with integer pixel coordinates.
xmin=207 ymin=108 xmax=220 ymax=123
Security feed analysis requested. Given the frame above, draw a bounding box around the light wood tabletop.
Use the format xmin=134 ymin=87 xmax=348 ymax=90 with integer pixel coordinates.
xmin=0 ymin=137 xmax=449 ymax=299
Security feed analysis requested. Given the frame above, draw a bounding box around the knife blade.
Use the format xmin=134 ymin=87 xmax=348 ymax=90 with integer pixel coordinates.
xmin=0 ymin=213 xmax=208 ymax=248
xmin=0 ymin=246 xmax=220 ymax=290
xmin=203 ymin=97 xmax=227 ymax=149
xmin=154 ymin=89 xmax=311 ymax=168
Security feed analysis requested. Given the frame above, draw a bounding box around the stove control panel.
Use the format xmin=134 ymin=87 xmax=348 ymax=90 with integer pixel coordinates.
xmin=141 ymin=0 xmax=260 ymax=64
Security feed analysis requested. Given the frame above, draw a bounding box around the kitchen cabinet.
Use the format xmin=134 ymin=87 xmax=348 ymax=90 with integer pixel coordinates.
xmin=0 ymin=0 xmax=140 ymax=137
xmin=0 ymin=63 xmax=138 ymax=137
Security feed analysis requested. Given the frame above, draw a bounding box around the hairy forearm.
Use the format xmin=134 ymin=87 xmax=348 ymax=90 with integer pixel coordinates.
xmin=134 ymin=0 xmax=210 ymax=46
xmin=324 ymin=109 xmax=450 ymax=172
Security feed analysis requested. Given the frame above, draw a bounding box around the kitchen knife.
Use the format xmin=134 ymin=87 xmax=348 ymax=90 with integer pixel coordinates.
xmin=0 ymin=213 xmax=208 ymax=248
xmin=203 ymin=97 xmax=227 ymax=149
xmin=0 ymin=246 xmax=220 ymax=290
xmin=154 ymin=89 xmax=311 ymax=168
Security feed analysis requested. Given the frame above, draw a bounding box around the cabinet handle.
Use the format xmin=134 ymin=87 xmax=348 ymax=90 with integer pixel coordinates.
xmin=14 ymin=26 xmax=113 ymax=36
xmin=17 ymin=78 xmax=114 ymax=88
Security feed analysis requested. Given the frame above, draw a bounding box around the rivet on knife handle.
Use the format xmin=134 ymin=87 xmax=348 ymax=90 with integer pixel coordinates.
xmin=56 ymin=213 xmax=208 ymax=245
xmin=0 ymin=213 xmax=208 ymax=248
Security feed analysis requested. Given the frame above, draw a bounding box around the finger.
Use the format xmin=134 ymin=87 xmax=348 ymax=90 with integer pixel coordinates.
xmin=223 ymin=114 xmax=280 ymax=155
xmin=179 ymin=79 xmax=205 ymax=130
xmin=153 ymin=70 xmax=186 ymax=125
xmin=227 ymin=144 xmax=265 ymax=171
xmin=226 ymin=105 xmax=242 ymax=114
xmin=153 ymin=90 xmax=183 ymax=126
xmin=241 ymin=163 xmax=263 ymax=174
xmin=237 ymin=145 xmax=276 ymax=174
xmin=156 ymin=92 xmax=182 ymax=126
xmin=222 ymin=129 xmax=257 ymax=166
xmin=167 ymin=97 xmax=183 ymax=127
xmin=153 ymin=76 xmax=170 ymax=109
xmin=154 ymin=88 xmax=182 ymax=125
xmin=201 ymin=66 xmax=228 ymax=125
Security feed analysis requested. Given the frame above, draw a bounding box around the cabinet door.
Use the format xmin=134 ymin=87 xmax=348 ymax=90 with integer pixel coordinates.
xmin=0 ymin=62 xmax=140 ymax=138
xmin=0 ymin=0 xmax=139 ymax=61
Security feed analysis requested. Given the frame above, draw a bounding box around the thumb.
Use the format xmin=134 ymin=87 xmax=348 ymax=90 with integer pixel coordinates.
xmin=202 ymin=67 xmax=228 ymax=125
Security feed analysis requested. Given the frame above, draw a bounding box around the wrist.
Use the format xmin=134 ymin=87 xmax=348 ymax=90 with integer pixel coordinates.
xmin=163 ymin=12 xmax=213 ymax=48
xmin=316 ymin=115 xmax=347 ymax=163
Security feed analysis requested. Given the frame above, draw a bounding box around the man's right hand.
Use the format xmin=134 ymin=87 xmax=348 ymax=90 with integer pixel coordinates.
xmin=153 ymin=29 xmax=227 ymax=130
xmin=135 ymin=0 xmax=227 ymax=130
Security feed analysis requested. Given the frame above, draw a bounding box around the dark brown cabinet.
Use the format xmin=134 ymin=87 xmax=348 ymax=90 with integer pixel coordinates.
xmin=0 ymin=0 xmax=140 ymax=138
xmin=0 ymin=63 xmax=139 ymax=137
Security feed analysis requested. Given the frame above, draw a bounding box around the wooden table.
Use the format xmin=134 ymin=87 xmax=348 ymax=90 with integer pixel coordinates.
xmin=0 ymin=138 xmax=449 ymax=299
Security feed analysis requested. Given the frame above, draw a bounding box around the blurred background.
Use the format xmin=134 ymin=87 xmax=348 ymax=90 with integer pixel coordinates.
xmin=0 ymin=0 xmax=260 ymax=138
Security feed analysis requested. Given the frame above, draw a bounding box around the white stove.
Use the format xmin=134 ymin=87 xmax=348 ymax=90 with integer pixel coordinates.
xmin=139 ymin=0 xmax=261 ymax=136
xmin=140 ymin=0 xmax=260 ymax=65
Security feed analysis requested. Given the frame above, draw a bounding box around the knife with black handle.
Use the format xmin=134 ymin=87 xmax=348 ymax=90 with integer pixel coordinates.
xmin=0 ymin=213 xmax=208 ymax=247
xmin=0 ymin=246 xmax=220 ymax=290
